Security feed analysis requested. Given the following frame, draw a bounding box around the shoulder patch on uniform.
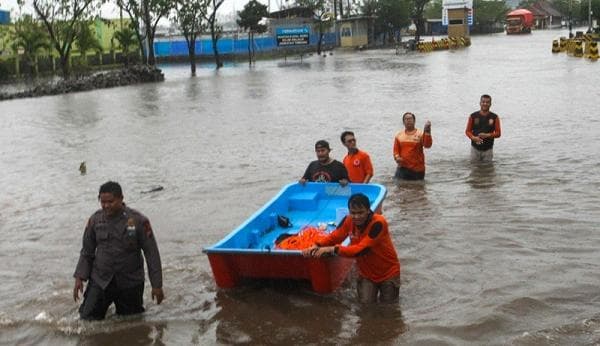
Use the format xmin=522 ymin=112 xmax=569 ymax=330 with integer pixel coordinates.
xmin=143 ymin=220 xmax=153 ymax=238
xmin=368 ymin=222 xmax=383 ymax=239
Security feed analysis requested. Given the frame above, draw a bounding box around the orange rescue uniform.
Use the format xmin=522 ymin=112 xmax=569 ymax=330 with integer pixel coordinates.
xmin=343 ymin=149 xmax=374 ymax=183
xmin=393 ymin=129 xmax=432 ymax=173
xmin=315 ymin=213 xmax=400 ymax=283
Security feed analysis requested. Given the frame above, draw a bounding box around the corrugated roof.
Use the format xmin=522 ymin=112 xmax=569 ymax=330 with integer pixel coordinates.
xmin=529 ymin=0 xmax=563 ymax=17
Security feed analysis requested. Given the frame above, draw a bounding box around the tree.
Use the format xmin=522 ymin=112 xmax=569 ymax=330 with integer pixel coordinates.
xmin=74 ymin=20 xmax=102 ymax=65
xmin=113 ymin=26 xmax=137 ymax=66
xmin=472 ymin=0 xmax=509 ymax=33
xmin=204 ymin=0 xmax=225 ymax=68
xmin=237 ymin=0 xmax=268 ymax=66
xmin=412 ymin=0 xmax=431 ymax=42
xmin=116 ymin=0 xmax=172 ymax=66
xmin=424 ymin=0 xmax=443 ymax=19
xmin=173 ymin=0 xmax=209 ymax=76
xmin=296 ymin=0 xmax=332 ymax=55
xmin=31 ymin=0 xmax=102 ymax=78
xmin=378 ymin=0 xmax=411 ymax=44
xmin=11 ymin=14 xmax=50 ymax=76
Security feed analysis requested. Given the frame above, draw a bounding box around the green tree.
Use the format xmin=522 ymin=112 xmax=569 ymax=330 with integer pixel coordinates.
xmin=473 ymin=0 xmax=509 ymax=27
xmin=412 ymin=0 xmax=431 ymax=41
xmin=237 ymin=0 xmax=268 ymax=66
xmin=377 ymin=0 xmax=411 ymax=44
xmin=11 ymin=14 xmax=50 ymax=76
xmin=74 ymin=21 xmax=102 ymax=66
xmin=113 ymin=26 xmax=137 ymax=66
xmin=296 ymin=0 xmax=332 ymax=55
xmin=173 ymin=0 xmax=209 ymax=75
xmin=425 ymin=0 xmax=443 ymax=19
xmin=204 ymin=0 xmax=225 ymax=68
xmin=116 ymin=0 xmax=172 ymax=66
xmin=31 ymin=0 xmax=102 ymax=78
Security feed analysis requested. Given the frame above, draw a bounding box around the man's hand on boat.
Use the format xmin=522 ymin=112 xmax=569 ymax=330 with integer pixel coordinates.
xmin=302 ymin=245 xmax=338 ymax=258
xmin=298 ymin=178 xmax=348 ymax=187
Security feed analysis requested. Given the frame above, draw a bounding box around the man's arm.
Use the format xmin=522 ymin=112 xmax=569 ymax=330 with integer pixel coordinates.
xmin=140 ymin=219 xmax=164 ymax=304
xmin=73 ymin=217 xmax=96 ymax=301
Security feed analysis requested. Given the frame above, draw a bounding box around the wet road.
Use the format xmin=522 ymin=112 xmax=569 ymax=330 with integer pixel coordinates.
xmin=1 ymin=28 xmax=600 ymax=345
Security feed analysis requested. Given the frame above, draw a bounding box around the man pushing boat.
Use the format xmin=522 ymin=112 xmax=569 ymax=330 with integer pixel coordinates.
xmin=302 ymin=193 xmax=400 ymax=303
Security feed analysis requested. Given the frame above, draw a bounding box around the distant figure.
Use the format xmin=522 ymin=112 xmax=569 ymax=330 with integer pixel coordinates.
xmin=73 ymin=181 xmax=164 ymax=320
xmin=465 ymin=94 xmax=502 ymax=162
xmin=302 ymin=193 xmax=401 ymax=304
xmin=300 ymin=140 xmax=349 ymax=186
xmin=79 ymin=162 xmax=86 ymax=175
xmin=340 ymin=131 xmax=374 ymax=183
xmin=393 ymin=112 xmax=432 ymax=180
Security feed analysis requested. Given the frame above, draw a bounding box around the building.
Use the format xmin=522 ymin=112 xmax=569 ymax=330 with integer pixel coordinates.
xmin=528 ymin=0 xmax=563 ymax=29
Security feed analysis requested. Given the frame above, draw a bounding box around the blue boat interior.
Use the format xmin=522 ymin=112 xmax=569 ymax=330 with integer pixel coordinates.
xmin=204 ymin=183 xmax=387 ymax=254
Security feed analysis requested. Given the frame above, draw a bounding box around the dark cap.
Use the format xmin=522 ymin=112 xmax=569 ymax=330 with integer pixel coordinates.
xmin=315 ymin=140 xmax=330 ymax=150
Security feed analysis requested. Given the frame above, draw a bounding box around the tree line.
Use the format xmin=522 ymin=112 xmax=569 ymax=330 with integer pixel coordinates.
xmin=1 ymin=0 xmax=598 ymax=79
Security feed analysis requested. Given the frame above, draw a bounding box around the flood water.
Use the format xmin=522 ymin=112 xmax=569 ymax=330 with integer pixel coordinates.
xmin=2 ymin=28 xmax=600 ymax=345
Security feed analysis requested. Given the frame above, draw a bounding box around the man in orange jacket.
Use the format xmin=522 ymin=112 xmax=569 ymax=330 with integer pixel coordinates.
xmin=393 ymin=112 xmax=432 ymax=180
xmin=302 ymin=193 xmax=401 ymax=303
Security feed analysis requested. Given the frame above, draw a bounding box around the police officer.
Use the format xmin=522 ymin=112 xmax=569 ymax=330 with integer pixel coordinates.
xmin=73 ymin=181 xmax=164 ymax=320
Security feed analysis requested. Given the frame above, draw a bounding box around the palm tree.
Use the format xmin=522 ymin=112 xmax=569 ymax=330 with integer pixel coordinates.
xmin=113 ymin=27 xmax=138 ymax=66
xmin=11 ymin=14 xmax=50 ymax=76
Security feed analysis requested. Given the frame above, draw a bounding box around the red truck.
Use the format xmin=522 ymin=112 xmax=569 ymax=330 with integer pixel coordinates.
xmin=506 ymin=9 xmax=534 ymax=34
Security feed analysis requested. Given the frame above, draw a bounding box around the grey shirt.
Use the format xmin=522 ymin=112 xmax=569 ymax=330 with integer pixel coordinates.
xmin=74 ymin=206 xmax=163 ymax=290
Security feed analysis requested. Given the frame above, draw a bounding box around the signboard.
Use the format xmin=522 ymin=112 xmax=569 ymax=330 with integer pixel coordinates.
xmin=442 ymin=0 xmax=473 ymax=26
xmin=276 ymin=27 xmax=310 ymax=46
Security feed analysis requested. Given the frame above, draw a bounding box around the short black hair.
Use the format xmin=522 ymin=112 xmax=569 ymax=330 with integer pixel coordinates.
xmin=315 ymin=140 xmax=330 ymax=150
xmin=402 ymin=112 xmax=416 ymax=122
xmin=340 ymin=131 xmax=355 ymax=144
xmin=99 ymin=181 xmax=123 ymax=198
xmin=481 ymin=94 xmax=492 ymax=101
xmin=348 ymin=193 xmax=371 ymax=210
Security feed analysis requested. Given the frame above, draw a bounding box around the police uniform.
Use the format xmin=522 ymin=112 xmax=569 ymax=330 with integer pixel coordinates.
xmin=74 ymin=205 xmax=162 ymax=320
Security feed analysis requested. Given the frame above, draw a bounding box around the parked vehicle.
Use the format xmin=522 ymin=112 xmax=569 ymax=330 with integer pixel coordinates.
xmin=506 ymin=9 xmax=534 ymax=34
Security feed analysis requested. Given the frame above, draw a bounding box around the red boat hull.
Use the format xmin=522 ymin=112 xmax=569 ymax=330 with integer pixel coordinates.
xmin=206 ymin=252 xmax=355 ymax=293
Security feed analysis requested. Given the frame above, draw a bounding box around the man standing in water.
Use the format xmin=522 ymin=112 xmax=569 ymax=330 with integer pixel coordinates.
xmin=73 ymin=181 xmax=164 ymax=320
xmin=300 ymin=140 xmax=349 ymax=186
xmin=302 ymin=193 xmax=401 ymax=303
xmin=393 ymin=112 xmax=432 ymax=180
xmin=465 ymin=94 xmax=502 ymax=162
xmin=340 ymin=131 xmax=374 ymax=183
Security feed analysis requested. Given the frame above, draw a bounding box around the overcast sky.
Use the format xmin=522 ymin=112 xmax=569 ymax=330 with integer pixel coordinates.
xmin=0 ymin=0 xmax=283 ymax=19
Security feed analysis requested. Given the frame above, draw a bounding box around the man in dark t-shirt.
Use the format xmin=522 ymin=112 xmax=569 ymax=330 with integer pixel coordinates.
xmin=465 ymin=94 xmax=502 ymax=162
xmin=300 ymin=140 xmax=349 ymax=186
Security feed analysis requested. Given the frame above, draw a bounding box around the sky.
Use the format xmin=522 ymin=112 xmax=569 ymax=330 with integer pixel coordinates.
xmin=0 ymin=0 xmax=283 ymax=19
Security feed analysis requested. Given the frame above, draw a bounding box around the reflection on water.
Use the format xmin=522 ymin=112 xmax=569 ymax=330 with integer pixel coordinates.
xmin=466 ymin=162 xmax=496 ymax=189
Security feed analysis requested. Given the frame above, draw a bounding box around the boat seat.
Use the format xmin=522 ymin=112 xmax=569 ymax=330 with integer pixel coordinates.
xmin=288 ymin=192 xmax=319 ymax=210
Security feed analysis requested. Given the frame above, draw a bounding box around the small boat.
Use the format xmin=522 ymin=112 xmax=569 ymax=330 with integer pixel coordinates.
xmin=203 ymin=182 xmax=387 ymax=293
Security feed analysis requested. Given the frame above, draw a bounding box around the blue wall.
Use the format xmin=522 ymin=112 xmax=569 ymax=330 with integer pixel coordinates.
xmin=154 ymin=33 xmax=336 ymax=57
xmin=0 ymin=10 xmax=10 ymax=25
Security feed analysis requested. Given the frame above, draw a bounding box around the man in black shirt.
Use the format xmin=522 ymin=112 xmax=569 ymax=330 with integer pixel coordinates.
xmin=300 ymin=140 xmax=349 ymax=186
xmin=465 ymin=94 xmax=502 ymax=162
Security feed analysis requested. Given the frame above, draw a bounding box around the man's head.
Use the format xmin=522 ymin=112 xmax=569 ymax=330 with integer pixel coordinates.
xmin=315 ymin=140 xmax=331 ymax=163
xmin=402 ymin=112 xmax=416 ymax=130
xmin=347 ymin=193 xmax=372 ymax=227
xmin=98 ymin=181 xmax=124 ymax=217
xmin=480 ymin=94 xmax=492 ymax=113
xmin=340 ymin=131 xmax=357 ymax=152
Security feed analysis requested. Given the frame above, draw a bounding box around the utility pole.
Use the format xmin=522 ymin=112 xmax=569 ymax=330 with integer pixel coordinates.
xmin=569 ymin=0 xmax=573 ymax=37
xmin=588 ymin=0 xmax=592 ymax=33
